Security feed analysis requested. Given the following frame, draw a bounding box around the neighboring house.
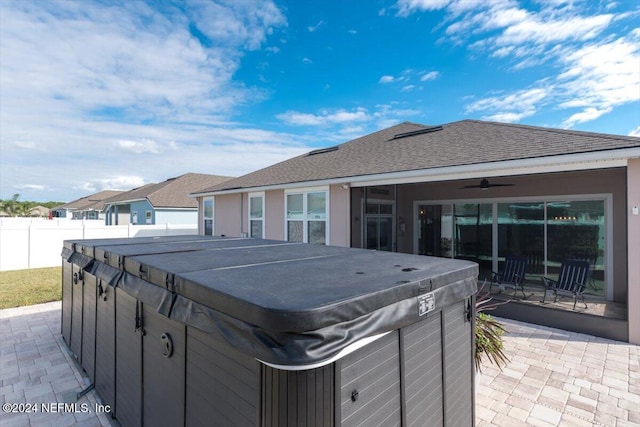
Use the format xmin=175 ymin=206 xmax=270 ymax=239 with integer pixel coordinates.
xmin=28 ymin=205 xmax=51 ymax=217
xmin=191 ymin=119 xmax=640 ymax=344
xmin=52 ymin=190 xmax=124 ymax=219
xmin=104 ymin=173 xmax=233 ymax=226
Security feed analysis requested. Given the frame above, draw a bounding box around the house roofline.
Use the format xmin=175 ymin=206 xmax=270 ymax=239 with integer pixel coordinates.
xmin=190 ymin=147 xmax=640 ymax=197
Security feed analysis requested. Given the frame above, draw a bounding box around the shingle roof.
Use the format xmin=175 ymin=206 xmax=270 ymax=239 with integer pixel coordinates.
xmin=195 ymin=119 xmax=640 ymax=194
xmin=106 ymin=173 xmax=233 ymax=208
xmin=56 ymin=190 xmax=124 ymax=211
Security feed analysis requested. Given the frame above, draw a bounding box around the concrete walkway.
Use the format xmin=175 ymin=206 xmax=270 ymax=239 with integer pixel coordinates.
xmin=0 ymin=301 xmax=638 ymax=426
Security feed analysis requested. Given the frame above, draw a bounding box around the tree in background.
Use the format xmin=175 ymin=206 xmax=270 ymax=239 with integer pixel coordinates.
xmin=0 ymin=194 xmax=64 ymax=217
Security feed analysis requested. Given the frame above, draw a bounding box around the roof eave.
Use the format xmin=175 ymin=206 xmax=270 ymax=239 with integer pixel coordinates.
xmin=191 ymin=147 xmax=640 ymax=197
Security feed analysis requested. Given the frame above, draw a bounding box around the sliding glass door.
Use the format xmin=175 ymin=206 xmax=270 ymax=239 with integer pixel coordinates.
xmin=417 ymin=197 xmax=608 ymax=298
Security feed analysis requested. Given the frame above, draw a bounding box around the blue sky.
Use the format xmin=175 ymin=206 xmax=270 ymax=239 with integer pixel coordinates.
xmin=1 ymin=0 xmax=638 ymax=202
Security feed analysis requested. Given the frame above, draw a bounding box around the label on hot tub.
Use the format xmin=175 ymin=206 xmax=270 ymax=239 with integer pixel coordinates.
xmin=417 ymin=292 xmax=435 ymax=316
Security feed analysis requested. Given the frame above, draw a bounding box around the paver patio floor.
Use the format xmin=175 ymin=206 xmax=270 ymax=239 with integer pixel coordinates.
xmin=1 ymin=301 xmax=638 ymax=426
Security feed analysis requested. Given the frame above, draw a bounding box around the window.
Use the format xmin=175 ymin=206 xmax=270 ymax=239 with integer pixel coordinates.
xmin=203 ymin=198 xmax=214 ymax=236
xmin=286 ymin=189 xmax=328 ymax=244
xmin=417 ymin=196 xmax=609 ymax=299
xmin=145 ymin=211 xmax=152 ymax=224
xmin=249 ymin=193 xmax=265 ymax=238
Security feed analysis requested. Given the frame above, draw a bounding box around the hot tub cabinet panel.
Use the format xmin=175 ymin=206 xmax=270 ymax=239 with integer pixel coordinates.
xmin=185 ymin=327 xmax=260 ymax=427
xmin=94 ymin=278 xmax=116 ymax=415
xmin=61 ymin=236 xmax=477 ymax=427
xmin=70 ymin=263 xmax=84 ymax=361
xmin=115 ymin=289 xmax=142 ymax=427
xmin=61 ymin=259 xmax=73 ymax=346
xmin=142 ymin=304 xmax=186 ymax=427
xmin=81 ymin=272 xmax=98 ymax=382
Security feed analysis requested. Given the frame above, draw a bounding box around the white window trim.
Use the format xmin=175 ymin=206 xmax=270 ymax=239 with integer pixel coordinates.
xmin=248 ymin=192 xmax=266 ymax=239
xmin=284 ymin=188 xmax=330 ymax=245
xmin=203 ymin=197 xmax=215 ymax=236
xmin=412 ymin=193 xmax=613 ymax=300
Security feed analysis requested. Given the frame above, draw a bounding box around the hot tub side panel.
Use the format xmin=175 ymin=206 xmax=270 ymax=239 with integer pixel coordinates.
xmin=185 ymin=326 xmax=260 ymax=427
xmin=338 ymin=331 xmax=402 ymax=427
xmin=142 ymin=305 xmax=185 ymax=427
xmin=70 ymin=263 xmax=84 ymax=361
xmin=261 ymin=364 xmax=335 ymax=427
xmin=94 ymin=279 xmax=116 ymax=414
xmin=402 ymin=312 xmax=444 ymax=427
xmin=81 ymin=272 xmax=98 ymax=382
xmin=115 ymin=289 xmax=142 ymax=427
xmin=443 ymin=301 xmax=474 ymax=427
xmin=61 ymin=259 xmax=72 ymax=346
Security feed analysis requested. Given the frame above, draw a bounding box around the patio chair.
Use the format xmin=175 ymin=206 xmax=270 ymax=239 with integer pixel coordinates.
xmin=490 ymin=255 xmax=529 ymax=299
xmin=541 ymin=259 xmax=590 ymax=309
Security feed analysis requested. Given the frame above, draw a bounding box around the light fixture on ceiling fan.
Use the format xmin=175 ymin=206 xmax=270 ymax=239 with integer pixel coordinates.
xmin=460 ymin=178 xmax=515 ymax=191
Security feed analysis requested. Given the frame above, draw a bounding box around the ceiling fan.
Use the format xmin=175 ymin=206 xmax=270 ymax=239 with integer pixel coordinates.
xmin=460 ymin=178 xmax=515 ymax=190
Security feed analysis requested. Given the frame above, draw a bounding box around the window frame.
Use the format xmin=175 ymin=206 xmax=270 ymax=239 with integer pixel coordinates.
xmin=284 ymin=186 xmax=330 ymax=245
xmin=248 ymin=192 xmax=266 ymax=239
xmin=203 ymin=197 xmax=215 ymax=236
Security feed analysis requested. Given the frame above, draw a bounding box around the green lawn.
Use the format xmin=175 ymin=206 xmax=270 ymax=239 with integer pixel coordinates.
xmin=0 ymin=267 xmax=61 ymax=309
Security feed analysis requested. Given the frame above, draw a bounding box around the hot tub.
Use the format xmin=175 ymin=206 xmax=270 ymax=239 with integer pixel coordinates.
xmin=61 ymin=235 xmax=477 ymax=427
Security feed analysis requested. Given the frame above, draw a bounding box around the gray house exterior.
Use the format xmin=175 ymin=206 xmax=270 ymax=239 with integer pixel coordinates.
xmin=104 ymin=173 xmax=232 ymax=226
xmin=191 ymin=120 xmax=640 ymax=344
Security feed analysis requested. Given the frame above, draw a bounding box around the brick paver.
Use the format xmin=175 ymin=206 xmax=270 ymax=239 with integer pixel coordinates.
xmin=1 ymin=301 xmax=638 ymax=426
xmin=478 ymin=317 xmax=640 ymax=426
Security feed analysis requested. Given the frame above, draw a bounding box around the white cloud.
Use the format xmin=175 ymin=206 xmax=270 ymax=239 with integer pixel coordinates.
xmin=277 ymin=108 xmax=370 ymax=126
xmin=275 ymin=104 xmax=421 ymax=142
xmin=629 ymin=126 xmax=640 ymax=137
xmin=78 ymin=176 xmax=147 ymax=193
xmin=348 ymin=29 xmax=357 ymax=34
xmin=397 ymin=0 xmax=638 ymax=127
xmin=308 ymin=20 xmax=324 ymax=32
xmin=401 ymin=85 xmax=416 ymax=92
xmin=396 ymin=0 xmax=451 ymax=16
xmin=116 ymin=139 xmax=161 ymax=154
xmin=14 ymin=184 xmax=46 ymax=192
xmin=302 ymin=57 xmax=313 ymax=64
xmin=466 ymin=88 xmax=548 ymax=121
xmin=420 ymin=71 xmax=440 ymax=81
xmin=379 ymin=75 xmax=395 ymax=83
xmin=266 ymin=46 xmax=280 ymax=53
xmin=0 ymin=0 xmax=293 ymax=201
xmin=562 ymin=107 xmax=613 ymax=128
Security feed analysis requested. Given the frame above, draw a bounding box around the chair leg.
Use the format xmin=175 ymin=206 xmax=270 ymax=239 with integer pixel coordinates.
xmin=541 ymin=288 xmax=547 ymax=303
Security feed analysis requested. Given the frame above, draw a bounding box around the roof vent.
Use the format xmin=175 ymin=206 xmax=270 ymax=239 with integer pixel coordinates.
xmin=307 ymin=146 xmax=339 ymax=156
xmin=390 ymin=125 xmax=443 ymax=140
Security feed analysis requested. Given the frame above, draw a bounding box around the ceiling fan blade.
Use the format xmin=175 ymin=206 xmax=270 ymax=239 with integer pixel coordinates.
xmin=459 ymin=184 xmax=482 ymax=189
xmin=487 ymin=183 xmax=515 ymax=187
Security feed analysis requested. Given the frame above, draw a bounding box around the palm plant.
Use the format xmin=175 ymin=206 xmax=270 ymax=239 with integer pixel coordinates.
xmin=475 ymin=281 xmax=509 ymax=372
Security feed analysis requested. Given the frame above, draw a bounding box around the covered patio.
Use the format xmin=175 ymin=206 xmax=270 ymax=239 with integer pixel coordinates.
xmin=350 ymin=167 xmax=630 ymax=341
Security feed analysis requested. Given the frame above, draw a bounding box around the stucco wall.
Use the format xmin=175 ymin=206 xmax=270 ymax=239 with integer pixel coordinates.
xmin=214 ymin=193 xmax=243 ymax=237
xmin=395 ymin=168 xmax=627 ymax=302
xmin=265 ymin=190 xmax=284 ymax=240
xmin=329 ymin=184 xmax=350 ymax=247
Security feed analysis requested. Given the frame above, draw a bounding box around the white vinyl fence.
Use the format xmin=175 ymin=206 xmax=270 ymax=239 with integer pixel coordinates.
xmin=0 ymin=218 xmax=198 ymax=271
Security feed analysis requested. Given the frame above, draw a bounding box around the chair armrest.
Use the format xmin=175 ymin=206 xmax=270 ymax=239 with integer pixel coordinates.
xmin=542 ymin=277 xmax=557 ymax=288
